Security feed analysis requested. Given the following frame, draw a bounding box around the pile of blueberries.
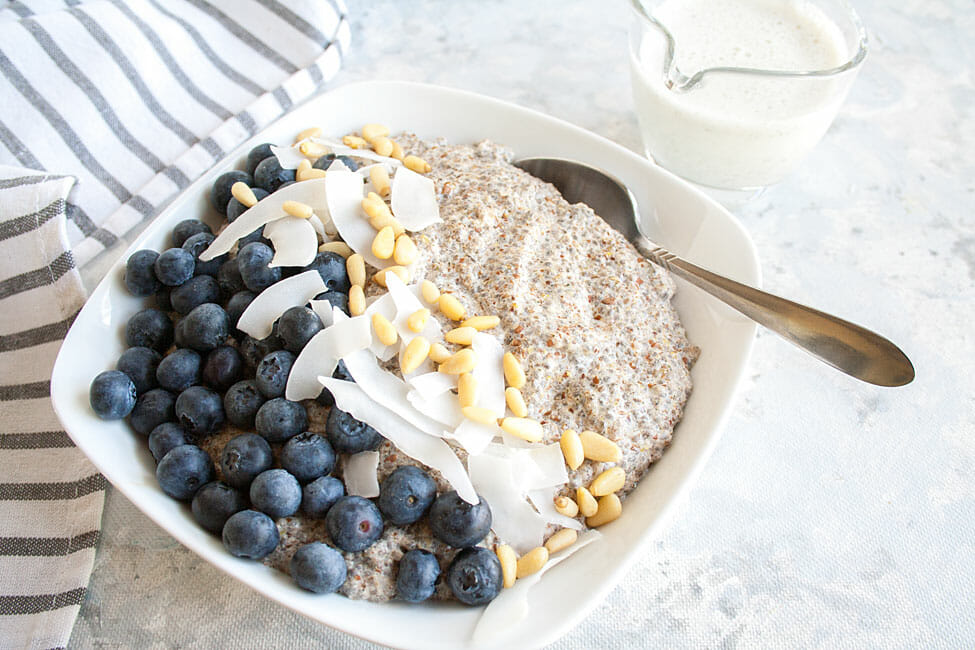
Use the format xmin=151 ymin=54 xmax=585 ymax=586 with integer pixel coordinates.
xmin=87 ymin=143 xmax=504 ymax=605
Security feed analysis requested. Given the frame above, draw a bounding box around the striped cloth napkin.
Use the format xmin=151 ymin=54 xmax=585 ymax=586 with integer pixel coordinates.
xmin=0 ymin=1 xmax=350 ymax=648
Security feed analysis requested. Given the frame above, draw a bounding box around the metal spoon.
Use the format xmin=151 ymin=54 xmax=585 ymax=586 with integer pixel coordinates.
xmin=514 ymin=157 xmax=915 ymax=387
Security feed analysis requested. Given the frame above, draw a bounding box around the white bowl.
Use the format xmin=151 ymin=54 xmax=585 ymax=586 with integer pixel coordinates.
xmin=51 ymin=81 xmax=759 ymax=649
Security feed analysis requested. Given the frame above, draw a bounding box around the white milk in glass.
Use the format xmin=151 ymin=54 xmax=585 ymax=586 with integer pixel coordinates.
xmin=630 ymin=0 xmax=854 ymax=190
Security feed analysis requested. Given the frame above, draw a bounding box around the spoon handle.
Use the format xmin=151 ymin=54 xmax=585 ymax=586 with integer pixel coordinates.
xmin=634 ymin=237 xmax=915 ymax=386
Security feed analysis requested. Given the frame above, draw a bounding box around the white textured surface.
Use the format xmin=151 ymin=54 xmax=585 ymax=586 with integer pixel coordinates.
xmin=70 ymin=1 xmax=974 ymax=648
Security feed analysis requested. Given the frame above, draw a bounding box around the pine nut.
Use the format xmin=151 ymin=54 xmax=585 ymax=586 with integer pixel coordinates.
xmin=461 ymin=315 xmax=500 ymax=331
xmin=462 ymin=406 xmax=497 ymax=426
xmin=393 ymin=234 xmax=418 ymax=265
xmin=283 ymin=200 xmax=313 ymax=219
xmin=369 ymin=213 xmax=406 ymax=237
xmin=585 ymin=493 xmax=622 ymax=528
xmin=438 ymin=348 xmax=477 ymax=375
xmin=404 ymin=155 xmax=431 ymax=174
xmin=349 ymin=285 xmax=365 ymax=316
xmin=420 ymin=280 xmax=440 ymax=305
xmin=457 ymin=373 xmax=478 ymax=408
xmin=319 ymin=241 xmax=353 ymax=258
xmin=295 ymin=159 xmax=312 ymax=182
xmin=372 ymin=265 xmax=410 ymax=288
xmin=544 ymin=528 xmax=578 ymax=555
xmin=560 ymin=429 xmax=584 ymax=470
xmin=369 ymin=165 xmax=391 ymax=197
xmin=406 ymin=308 xmax=429 ymax=333
xmin=590 ymin=467 xmax=626 ymax=496
xmin=346 ymin=253 xmax=366 ymax=288
xmin=372 ymin=226 xmax=396 ymax=259
xmin=389 ymin=139 xmax=405 ymax=161
xmin=500 ymin=417 xmax=543 ymax=443
xmin=342 ymin=134 xmax=368 ymax=149
xmin=372 ymin=313 xmax=398 ymax=346
xmin=295 ymin=126 xmax=322 ymax=142
xmin=576 ymin=487 xmax=598 ymax=517
xmin=361 ymin=123 xmax=389 ymax=142
xmin=371 ymin=136 xmax=394 ymax=157
xmin=438 ymin=294 xmax=466 ymax=321
xmin=579 ymin=430 xmax=622 ymax=463
xmin=231 ymin=181 xmax=258 ymax=208
xmin=361 ymin=192 xmax=392 ymax=220
xmin=496 ymin=544 xmax=517 ymax=589
xmin=504 ymin=387 xmax=528 ymax=417
xmin=401 ymin=336 xmax=430 ymax=375
xmin=429 ymin=343 xmax=451 ymax=364
xmin=445 ymin=326 xmax=476 ymax=346
xmin=502 ymin=352 xmax=526 ymax=389
xmin=299 ymin=140 xmax=328 ymax=158
xmin=515 ymin=546 xmax=549 ymax=578
xmin=554 ymin=495 xmax=579 ymax=518
xmin=301 ymin=168 xmax=327 ymax=180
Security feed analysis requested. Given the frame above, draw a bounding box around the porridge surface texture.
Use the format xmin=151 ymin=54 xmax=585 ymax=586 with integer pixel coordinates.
xmin=202 ymin=136 xmax=696 ymax=602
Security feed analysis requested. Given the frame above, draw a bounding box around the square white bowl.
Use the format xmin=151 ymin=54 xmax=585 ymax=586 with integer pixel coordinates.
xmin=51 ymin=81 xmax=759 ymax=649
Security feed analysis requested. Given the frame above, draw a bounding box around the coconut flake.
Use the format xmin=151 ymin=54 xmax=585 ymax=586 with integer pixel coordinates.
xmin=320 ymin=377 xmax=477 ymax=503
xmin=407 ymin=390 xmax=464 ymax=428
xmin=447 ymin=419 xmax=498 ymax=456
xmin=308 ymin=299 xmax=335 ymax=328
xmin=236 ymin=270 xmax=326 ymax=339
xmin=343 ymin=451 xmax=380 ymax=498
xmin=285 ymin=308 xmax=371 ymax=401
xmin=308 ymin=214 xmax=327 ymax=241
xmin=310 ymin=136 xmax=403 ymax=167
xmin=408 ymin=372 xmax=456 ymax=399
xmin=270 ymin=144 xmax=307 ymax=170
xmin=471 ymin=333 xmax=506 ymax=417
xmin=390 ymin=165 xmax=441 ymax=231
xmin=324 ymin=170 xmax=391 ymax=269
xmin=527 ymin=487 xmax=583 ymax=531
xmin=471 ymin=530 xmax=602 ymax=646
xmin=263 ymin=217 xmax=318 ymax=268
xmin=201 ymin=179 xmax=327 ymax=261
xmin=468 ymin=451 xmax=548 ymax=554
xmin=385 ymin=274 xmax=442 ymax=345
xmin=326 ymin=159 xmax=350 ymax=173
xmin=525 ymin=443 xmax=569 ymax=489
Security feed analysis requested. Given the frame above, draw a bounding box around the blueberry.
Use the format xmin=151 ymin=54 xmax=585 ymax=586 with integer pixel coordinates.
xmin=255 ymin=349 xmax=295 ymax=398
xmin=446 ymin=547 xmax=502 ymax=606
xmin=210 ymin=170 xmax=252 ymax=213
xmin=219 ymin=432 xmax=273 ymax=490
xmin=174 ymin=303 xmax=229 ymax=352
xmin=245 ymin=143 xmax=274 ymax=177
xmin=253 ymin=156 xmax=295 ymax=193
xmin=237 ymin=242 xmax=281 ymax=293
xmin=201 ymin=345 xmax=243 ymax=392
xmin=249 ymin=469 xmax=302 ymax=519
xmin=326 ymin=407 xmax=383 ymax=454
xmin=378 ymin=466 xmax=437 ymax=526
xmin=155 ymin=348 xmax=202 ymax=392
xmin=225 ymin=291 xmax=256 ymax=332
xmin=302 ymin=476 xmax=344 ymax=518
xmin=223 ymin=380 xmax=265 ymax=428
xmin=156 ymin=444 xmax=214 ymax=501
xmin=129 ymin=388 xmax=176 ymax=435
xmin=175 ymin=385 xmax=224 ymax=437
xmin=125 ymin=308 xmax=173 ymax=352
xmin=290 ymin=542 xmax=347 ymax=594
xmin=116 ymin=346 xmax=161 ymax=395
xmin=226 ymin=187 xmax=268 ymax=223
xmin=89 ymin=370 xmax=137 ymax=420
xmin=182 ymin=232 xmax=225 ymax=277
xmin=222 ymin=509 xmax=279 ymax=559
xmin=154 ymin=288 xmax=173 ymax=312
xmin=239 ymin=333 xmax=282 ymax=368
xmin=217 ymin=259 xmax=246 ymax=297
xmin=396 ymin=550 xmax=441 ymax=602
xmin=304 ymin=251 xmax=350 ymax=293
xmin=428 ymin=491 xmax=492 ymax=548
xmin=153 ymin=247 xmax=195 ymax=287
xmin=280 ymin=432 xmax=335 ymax=484
xmin=276 ymin=306 xmax=324 ymax=354
xmin=254 ymin=398 xmax=306 ymax=443
xmin=124 ymin=249 xmax=161 ymax=297
xmin=312 ymin=290 xmax=348 ymax=316
xmin=148 ymin=422 xmax=188 ymax=462
xmin=191 ymin=481 xmax=247 ymax=534
xmin=237 ymin=227 xmax=271 ymax=249
xmin=313 ymin=153 xmax=359 ymax=172
xmin=172 ymin=219 xmax=212 ymax=248
xmin=325 ymin=495 xmax=383 ymax=552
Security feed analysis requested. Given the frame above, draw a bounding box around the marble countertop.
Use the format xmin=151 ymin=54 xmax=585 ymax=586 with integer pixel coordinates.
xmin=69 ymin=1 xmax=974 ymax=647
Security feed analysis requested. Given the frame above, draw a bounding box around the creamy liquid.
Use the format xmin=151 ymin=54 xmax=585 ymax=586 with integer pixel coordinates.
xmin=630 ymin=0 xmax=855 ymax=189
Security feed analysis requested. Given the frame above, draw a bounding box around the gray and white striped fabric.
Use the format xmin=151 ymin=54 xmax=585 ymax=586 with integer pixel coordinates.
xmin=0 ymin=1 xmax=350 ymax=647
